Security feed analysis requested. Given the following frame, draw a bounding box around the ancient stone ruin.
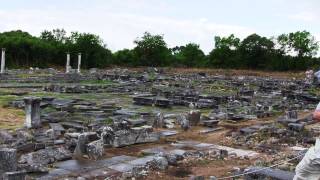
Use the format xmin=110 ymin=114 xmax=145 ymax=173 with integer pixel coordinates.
xmin=0 ymin=67 xmax=319 ymax=179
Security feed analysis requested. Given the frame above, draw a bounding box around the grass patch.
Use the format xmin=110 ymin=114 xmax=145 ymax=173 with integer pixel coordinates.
xmin=16 ymin=73 xmax=52 ymax=78
xmin=308 ymin=87 xmax=320 ymax=96
xmin=0 ymin=95 xmax=18 ymax=107
xmin=0 ymin=107 xmax=25 ymax=130
xmin=102 ymin=118 xmax=113 ymax=125
xmin=79 ymin=79 xmax=114 ymax=85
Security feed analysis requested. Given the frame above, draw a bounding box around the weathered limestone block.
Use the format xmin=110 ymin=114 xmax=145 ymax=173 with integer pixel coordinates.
xmin=101 ymin=126 xmax=114 ymax=145
xmin=87 ymin=139 xmax=104 ymax=160
xmin=288 ymin=123 xmax=305 ymax=132
xmin=73 ymin=133 xmax=89 ymax=158
xmin=153 ymin=112 xmax=164 ymax=128
xmin=0 ymin=130 xmax=14 ymax=144
xmin=23 ymin=97 xmax=41 ymax=128
xmin=19 ymin=147 xmax=71 ymax=166
xmin=2 ymin=171 xmax=26 ymax=180
xmin=0 ymin=148 xmax=17 ymax=174
xmin=178 ymin=115 xmax=190 ymax=131
xmin=187 ymin=110 xmax=201 ymax=125
xmin=244 ymin=166 xmax=295 ymax=180
xmin=112 ymin=127 xmax=160 ymax=147
xmin=49 ymin=123 xmax=65 ymax=137
xmin=285 ymin=110 xmax=298 ymax=119
xmin=148 ymin=156 xmax=168 ymax=170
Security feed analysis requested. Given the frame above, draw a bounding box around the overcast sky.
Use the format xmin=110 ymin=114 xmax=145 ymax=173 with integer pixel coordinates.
xmin=1 ymin=0 xmax=319 ymax=53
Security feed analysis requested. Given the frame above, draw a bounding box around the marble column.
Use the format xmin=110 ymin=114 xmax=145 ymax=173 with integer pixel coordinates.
xmin=23 ymin=97 xmax=41 ymax=128
xmin=0 ymin=148 xmax=17 ymax=173
xmin=77 ymin=53 xmax=81 ymax=73
xmin=1 ymin=48 xmax=5 ymax=74
xmin=66 ymin=53 xmax=70 ymax=73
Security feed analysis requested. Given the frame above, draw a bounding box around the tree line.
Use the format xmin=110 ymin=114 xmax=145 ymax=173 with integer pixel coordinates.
xmin=0 ymin=29 xmax=319 ymax=71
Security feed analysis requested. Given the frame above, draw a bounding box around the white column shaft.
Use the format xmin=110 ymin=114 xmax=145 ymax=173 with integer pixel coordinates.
xmin=77 ymin=53 xmax=81 ymax=73
xmin=1 ymin=49 xmax=5 ymax=74
xmin=66 ymin=53 xmax=70 ymax=73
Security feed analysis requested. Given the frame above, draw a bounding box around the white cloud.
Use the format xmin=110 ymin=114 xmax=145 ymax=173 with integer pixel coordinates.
xmin=0 ymin=2 xmax=255 ymax=54
xmin=289 ymin=11 xmax=318 ymax=22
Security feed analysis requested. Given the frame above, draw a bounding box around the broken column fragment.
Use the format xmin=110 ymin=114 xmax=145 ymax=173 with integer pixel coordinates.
xmin=77 ymin=53 xmax=81 ymax=73
xmin=73 ymin=133 xmax=89 ymax=159
xmin=66 ymin=52 xmax=71 ymax=73
xmin=187 ymin=110 xmax=201 ymax=125
xmin=0 ymin=148 xmax=17 ymax=174
xmin=23 ymin=97 xmax=41 ymax=128
xmin=179 ymin=115 xmax=190 ymax=131
xmin=285 ymin=110 xmax=298 ymax=119
xmin=1 ymin=48 xmax=5 ymax=74
xmin=153 ymin=112 xmax=164 ymax=128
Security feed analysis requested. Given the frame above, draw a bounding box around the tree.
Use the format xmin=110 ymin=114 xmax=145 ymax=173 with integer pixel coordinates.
xmin=172 ymin=43 xmax=205 ymax=67
xmin=0 ymin=29 xmax=319 ymax=71
xmin=277 ymin=31 xmax=319 ymax=57
xmin=214 ymin=34 xmax=240 ymax=49
xmin=113 ymin=49 xmax=135 ymax=66
xmin=133 ymin=32 xmax=171 ymax=66
xmin=208 ymin=34 xmax=240 ymax=68
xmin=239 ymin=34 xmax=275 ymax=69
xmin=69 ymin=32 xmax=112 ymax=68
xmin=0 ymin=30 xmax=55 ymax=67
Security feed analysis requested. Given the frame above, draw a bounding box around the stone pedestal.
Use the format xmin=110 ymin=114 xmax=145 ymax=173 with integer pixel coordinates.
xmin=66 ymin=53 xmax=70 ymax=73
xmin=187 ymin=110 xmax=201 ymax=125
xmin=77 ymin=53 xmax=81 ymax=73
xmin=23 ymin=97 xmax=41 ymax=128
xmin=73 ymin=133 xmax=89 ymax=159
xmin=0 ymin=148 xmax=17 ymax=173
xmin=1 ymin=48 xmax=5 ymax=74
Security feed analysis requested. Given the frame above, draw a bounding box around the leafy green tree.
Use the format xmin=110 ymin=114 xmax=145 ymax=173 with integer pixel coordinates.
xmin=113 ymin=49 xmax=135 ymax=66
xmin=172 ymin=43 xmax=205 ymax=67
xmin=133 ymin=32 xmax=171 ymax=66
xmin=214 ymin=34 xmax=240 ymax=49
xmin=69 ymin=32 xmax=112 ymax=68
xmin=239 ymin=34 xmax=275 ymax=69
xmin=208 ymin=34 xmax=240 ymax=68
xmin=277 ymin=31 xmax=319 ymax=57
xmin=0 ymin=30 xmax=55 ymax=67
xmin=1 ymin=29 xmax=319 ymax=71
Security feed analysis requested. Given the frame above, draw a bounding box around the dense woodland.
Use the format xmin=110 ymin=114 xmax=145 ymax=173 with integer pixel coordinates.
xmin=0 ymin=29 xmax=319 ymax=71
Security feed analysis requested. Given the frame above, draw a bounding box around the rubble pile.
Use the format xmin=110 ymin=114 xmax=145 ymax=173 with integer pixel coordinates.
xmin=0 ymin=67 xmax=319 ymax=179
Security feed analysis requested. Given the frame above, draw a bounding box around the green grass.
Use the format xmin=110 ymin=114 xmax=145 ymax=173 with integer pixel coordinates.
xmin=202 ymin=82 xmax=237 ymax=95
xmin=16 ymin=73 xmax=52 ymax=78
xmin=0 ymin=95 xmax=18 ymax=107
xmin=79 ymin=79 xmax=114 ymax=85
xmin=308 ymin=87 xmax=320 ymax=96
xmin=102 ymin=118 xmax=114 ymax=125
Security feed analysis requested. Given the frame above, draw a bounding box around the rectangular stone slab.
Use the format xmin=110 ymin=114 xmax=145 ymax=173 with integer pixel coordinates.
xmin=127 ymin=156 xmax=155 ymax=166
xmin=160 ymin=130 xmax=178 ymax=137
xmin=141 ymin=147 xmax=166 ymax=155
xmin=56 ymin=155 xmax=136 ymax=172
xmin=49 ymin=123 xmax=65 ymax=132
xmin=199 ymin=127 xmax=223 ymax=134
xmin=169 ymin=149 xmax=186 ymax=156
xmin=244 ymin=167 xmax=295 ymax=180
xmin=108 ymin=163 xmax=134 ymax=172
